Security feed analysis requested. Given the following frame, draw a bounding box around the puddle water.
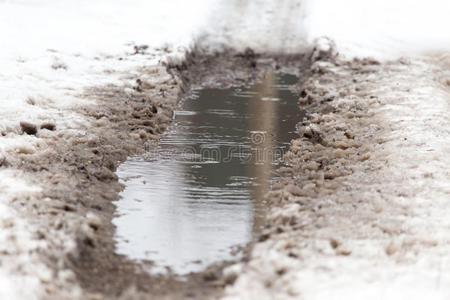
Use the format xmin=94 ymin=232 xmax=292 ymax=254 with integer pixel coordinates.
xmin=113 ymin=73 xmax=302 ymax=275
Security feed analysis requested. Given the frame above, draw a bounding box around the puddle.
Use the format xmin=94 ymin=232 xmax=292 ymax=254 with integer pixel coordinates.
xmin=113 ymin=73 xmax=302 ymax=275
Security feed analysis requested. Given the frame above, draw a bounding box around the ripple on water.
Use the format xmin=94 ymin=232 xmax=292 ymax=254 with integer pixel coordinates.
xmin=113 ymin=73 xmax=303 ymax=275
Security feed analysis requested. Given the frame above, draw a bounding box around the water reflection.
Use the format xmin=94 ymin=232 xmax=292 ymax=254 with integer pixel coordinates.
xmin=113 ymin=73 xmax=301 ymax=275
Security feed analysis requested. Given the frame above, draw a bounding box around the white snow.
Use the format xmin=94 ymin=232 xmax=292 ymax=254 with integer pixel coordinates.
xmin=199 ymin=0 xmax=308 ymax=53
xmin=198 ymin=0 xmax=450 ymax=58
xmin=302 ymin=0 xmax=450 ymax=59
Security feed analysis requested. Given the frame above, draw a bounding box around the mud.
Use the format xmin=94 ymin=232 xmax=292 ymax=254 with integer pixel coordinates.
xmin=1 ymin=47 xmax=313 ymax=299
xmin=71 ymin=51 xmax=312 ymax=299
xmin=5 ymin=61 xmax=197 ymax=299
xmin=261 ymin=57 xmax=387 ymax=254
xmin=5 ymin=34 xmax=438 ymax=300
xmin=3 ymin=30 xmax=449 ymax=298
xmin=4 ymin=36 xmax=407 ymax=298
xmin=5 ymin=58 xmax=216 ymax=298
xmin=71 ymin=51 xmax=311 ymax=299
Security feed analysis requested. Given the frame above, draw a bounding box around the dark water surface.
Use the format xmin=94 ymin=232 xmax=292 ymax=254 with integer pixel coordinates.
xmin=114 ymin=73 xmax=302 ymax=275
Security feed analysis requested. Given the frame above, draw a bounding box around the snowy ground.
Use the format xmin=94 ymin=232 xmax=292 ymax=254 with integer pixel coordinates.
xmin=0 ymin=0 xmax=213 ymax=298
xmin=303 ymin=0 xmax=450 ymax=59
xmin=1 ymin=0 xmax=450 ymax=299
xmin=222 ymin=53 xmax=450 ymax=300
xmin=205 ymin=1 xmax=450 ymax=299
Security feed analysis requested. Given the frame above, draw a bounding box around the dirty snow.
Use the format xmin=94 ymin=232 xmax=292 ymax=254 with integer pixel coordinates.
xmin=0 ymin=170 xmax=48 ymax=300
xmin=307 ymin=58 xmax=450 ymax=299
xmin=1 ymin=0 xmax=450 ymax=299
xmin=201 ymin=1 xmax=450 ymax=299
xmin=0 ymin=0 xmax=215 ymax=298
xmin=222 ymin=56 xmax=450 ymax=300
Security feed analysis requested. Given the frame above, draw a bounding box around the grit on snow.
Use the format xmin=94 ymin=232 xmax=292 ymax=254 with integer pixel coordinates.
xmin=0 ymin=0 xmax=450 ymax=299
